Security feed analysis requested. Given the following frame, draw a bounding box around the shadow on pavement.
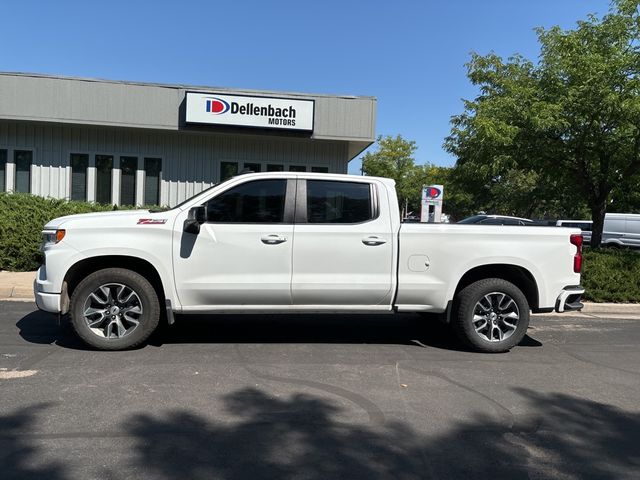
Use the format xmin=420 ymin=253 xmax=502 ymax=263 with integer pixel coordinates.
xmin=1 ymin=388 xmax=638 ymax=479
xmin=0 ymin=403 xmax=66 ymax=480
xmin=16 ymin=309 xmax=542 ymax=352
xmin=16 ymin=311 xmax=90 ymax=350
xmin=153 ymin=313 xmax=465 ymax=350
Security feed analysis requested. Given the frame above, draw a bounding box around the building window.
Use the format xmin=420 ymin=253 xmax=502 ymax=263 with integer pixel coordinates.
xmin=206 ymin=179 xmax=287 ymax=223
xmin=306 ymin=180 xmax=372 ymax=224
xmin=220 ymin=161 xmax=238 ymax=182
xmin=266 ymin=164 xmax=284 ymax=172
xmin=243 ymin=162 xmax=261 ymax=173
xmin=144 ymin=158 xmax=161 ymax=205
xmin=14 ymin=150 xmax=32 ymax=193
xmin=311 ymin=166 xmax=329 ymax=173
xmin=120 ymin=156 xmax=137 ymax=206
xmin=0 ymin=149 xmax=6 ymax=192
xmin=96 ymin=155 xmax=113 ymax=204
xmin=70 ymin=154 xmax=88 ymax=201
xmin=289 ymin=165 xmax=306 ymax=172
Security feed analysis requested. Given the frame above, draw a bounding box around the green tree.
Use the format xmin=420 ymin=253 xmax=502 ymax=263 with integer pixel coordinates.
xmin=445 ymin=0 xmax=640 ymax=245
xmin=361 ymin=135 xmax=425 ymax=216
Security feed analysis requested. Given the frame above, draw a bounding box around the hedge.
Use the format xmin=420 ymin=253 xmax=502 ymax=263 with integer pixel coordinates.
xmin=0 ymin=193 xmax=137 ymax=271
xmin=582 ymin=249 xmax=640 ymax=303
xmin=1 ymin=193 xmax=639 ymax=302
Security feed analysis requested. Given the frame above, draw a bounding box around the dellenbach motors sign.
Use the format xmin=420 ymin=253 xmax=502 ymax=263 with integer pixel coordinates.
xmin=185 ymin=92 xmax=314 ymax=131
xmin=421 ymin=184 xmax=444 ymax=223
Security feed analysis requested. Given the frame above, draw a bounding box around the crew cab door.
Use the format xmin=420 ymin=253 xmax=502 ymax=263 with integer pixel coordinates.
xmin=291 ymin=178 xmax=394 ymax=307
xmin=173 ymin=178 xmax=295 ymax=309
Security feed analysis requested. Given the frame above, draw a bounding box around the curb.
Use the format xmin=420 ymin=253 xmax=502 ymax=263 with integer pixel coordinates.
xmin=581 ymin=302 xmax=640 ymax=315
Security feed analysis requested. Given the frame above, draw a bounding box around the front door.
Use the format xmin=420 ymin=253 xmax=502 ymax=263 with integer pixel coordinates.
xmin=173 ymin=178 xmax=295 ymax=309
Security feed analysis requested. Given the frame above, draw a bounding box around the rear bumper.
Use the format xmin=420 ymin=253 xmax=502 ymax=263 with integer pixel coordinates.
xmin=555 ymin=286 xmax=585 ymax=313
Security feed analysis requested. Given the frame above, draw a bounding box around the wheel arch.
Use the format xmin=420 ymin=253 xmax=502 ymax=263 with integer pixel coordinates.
xmin=62 ymin=256 xmax=167 ymax=314
xmin=453 ymin=264 xmax=540 ymax=312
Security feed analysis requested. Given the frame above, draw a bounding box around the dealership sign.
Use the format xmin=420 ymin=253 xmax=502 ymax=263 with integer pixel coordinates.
xmin=421 ymin=184 xmax=444 ymax=223
xmin=185 ymin=92 xmax=314 ymax=131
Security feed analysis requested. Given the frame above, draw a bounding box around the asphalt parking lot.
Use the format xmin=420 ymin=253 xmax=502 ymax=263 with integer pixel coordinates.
xmin=1 ymin=301 xmax=639 ymax=480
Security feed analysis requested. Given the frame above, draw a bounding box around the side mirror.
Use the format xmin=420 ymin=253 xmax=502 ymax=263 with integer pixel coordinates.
xmin=183 ymin=206 xmax=206 ymax=234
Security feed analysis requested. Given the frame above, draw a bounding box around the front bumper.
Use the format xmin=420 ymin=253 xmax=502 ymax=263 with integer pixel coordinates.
xmin=555 ymin=286 xmax=585 ymax=313
xmin=34 ymin=268 xmax=61 ymax=313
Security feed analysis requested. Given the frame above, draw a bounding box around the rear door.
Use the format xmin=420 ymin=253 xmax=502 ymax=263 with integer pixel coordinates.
xmin=291 ymin=178 xmax=394 ymax=307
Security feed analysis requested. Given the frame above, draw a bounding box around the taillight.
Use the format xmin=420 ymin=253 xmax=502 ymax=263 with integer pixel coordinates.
xmin=570 ymin=234 xmax=583 ymax=273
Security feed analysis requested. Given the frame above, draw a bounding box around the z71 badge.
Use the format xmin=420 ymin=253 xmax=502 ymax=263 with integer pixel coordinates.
xmin=137 ymin=219 xmax=167 ymax=225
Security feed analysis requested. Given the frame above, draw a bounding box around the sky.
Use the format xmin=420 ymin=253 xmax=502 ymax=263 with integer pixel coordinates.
xmin=2 ymin=0 xmax=613 ymax=174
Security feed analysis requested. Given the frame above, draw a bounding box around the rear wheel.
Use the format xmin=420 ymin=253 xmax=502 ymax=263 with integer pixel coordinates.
xmin=452 ymin=278 xmax=529 ymax=353
xmin=69 ymin=268 xmax=160 ymax=350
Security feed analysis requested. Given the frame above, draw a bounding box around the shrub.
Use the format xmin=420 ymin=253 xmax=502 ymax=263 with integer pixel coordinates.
xmin=581 ymin=249 xmax=640 ymax=303
xmin=0 ymin=193 xmax=140 ymax=271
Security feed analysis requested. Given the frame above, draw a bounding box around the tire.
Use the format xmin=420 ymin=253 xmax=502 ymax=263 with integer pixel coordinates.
xmin=69 ymin=268 xmax=160 ymax=350
xmin=452 ymin=278 xmax=529 ymax=353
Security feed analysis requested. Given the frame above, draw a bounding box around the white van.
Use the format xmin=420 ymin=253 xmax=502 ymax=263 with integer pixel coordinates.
xmin=556 ymin=220 xmax=593 ymax=244
xmin=602 ymin=213 xmax=640 ymax=248
xmin=556 ymin=214 xmax=640 ymax=248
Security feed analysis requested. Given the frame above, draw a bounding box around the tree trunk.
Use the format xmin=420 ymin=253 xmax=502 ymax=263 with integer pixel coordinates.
xmin=590 ymin=201 xmax=607 ymax=248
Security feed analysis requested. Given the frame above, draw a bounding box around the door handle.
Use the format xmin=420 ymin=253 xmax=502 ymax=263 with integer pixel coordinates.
xmin=261 ymin=234 xmax=287 ymax=245
xmin=362 ymin=236 xmax=387 ymax=246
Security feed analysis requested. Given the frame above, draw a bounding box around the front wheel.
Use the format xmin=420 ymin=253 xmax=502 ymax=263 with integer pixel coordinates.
xmin=69 ymin=268 xmax=160 ymax=350
xmin=452 ymin=278 xmax=530 ymax=353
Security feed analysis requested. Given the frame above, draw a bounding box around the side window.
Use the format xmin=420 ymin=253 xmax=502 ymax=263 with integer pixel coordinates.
xmin=144 ymin=158 xmax=162 ymax=205
xmin=120 ymin=156 xmax=137 ymax=206
xmin=306 ymin=180 xmax=373 ymax=224
xmin=0 ymin=149 xmax=6 ymax=191
xmin=220 ymin=161 xmax=238 ymax=181
xmin=206 ymin=179 xmax=287 ymax=223
xmin=14 ymin=150 xmax=32 ymax=193
xmin=96 ymin=155 xmax=113 ymax=204
xmin=243 ymin=162 xmax=261 ymax=173
xmin=70 ymin=153 xmax=88 ymax=201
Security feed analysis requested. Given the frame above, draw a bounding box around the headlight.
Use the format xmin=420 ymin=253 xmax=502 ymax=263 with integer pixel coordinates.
xmin=42 ymin=229 xmax=66 ymax=247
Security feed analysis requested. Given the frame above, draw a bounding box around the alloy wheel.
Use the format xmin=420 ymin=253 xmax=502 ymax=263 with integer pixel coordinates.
xmin=82 ymin=283 xmax=143 ymax=339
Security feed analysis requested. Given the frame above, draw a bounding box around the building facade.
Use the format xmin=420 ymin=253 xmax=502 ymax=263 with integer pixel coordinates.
xmin=0 ymin=73 xmax=376 ymax=206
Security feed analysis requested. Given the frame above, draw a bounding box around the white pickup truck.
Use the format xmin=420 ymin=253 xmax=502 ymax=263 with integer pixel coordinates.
xmin=35 ymin=172 xmax=585 ymax=352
